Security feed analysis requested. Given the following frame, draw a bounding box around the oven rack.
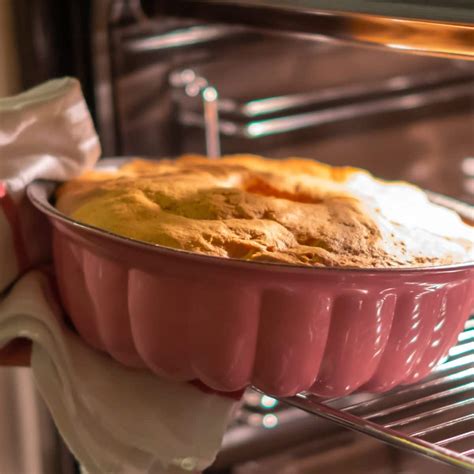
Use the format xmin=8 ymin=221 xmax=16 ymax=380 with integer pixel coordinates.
xmin=282 ymin=316 xmax=474 ymax=470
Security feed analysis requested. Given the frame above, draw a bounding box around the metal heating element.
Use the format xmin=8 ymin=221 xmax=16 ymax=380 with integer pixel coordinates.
xmin=283 ymin=316 xmax=474 ymax=470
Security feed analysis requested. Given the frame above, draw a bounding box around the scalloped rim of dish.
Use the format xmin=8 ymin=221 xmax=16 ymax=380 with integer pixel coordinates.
xmin=27 ymin=157 xmax=474 ymax=274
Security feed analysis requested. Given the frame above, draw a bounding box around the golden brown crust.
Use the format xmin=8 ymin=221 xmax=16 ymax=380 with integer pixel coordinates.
xmin=55 ymin=155 xmax=468 ymax=268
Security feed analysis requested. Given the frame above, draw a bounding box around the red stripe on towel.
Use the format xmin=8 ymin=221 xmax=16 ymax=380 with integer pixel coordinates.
xmin=0 ymin=338 xmax=32 ymax=367
xmin=0 ymin=183 xmax=30 ymax=273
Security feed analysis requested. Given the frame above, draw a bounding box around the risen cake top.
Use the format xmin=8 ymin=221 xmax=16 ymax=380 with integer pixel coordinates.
xmin=56 ymin=155 xmax=474 ymax=268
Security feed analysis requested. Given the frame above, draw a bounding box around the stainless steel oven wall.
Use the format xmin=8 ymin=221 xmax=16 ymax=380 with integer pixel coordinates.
xmin=0 ymin=368 xmax=75 ymax=474
xmin=92 ymin=0 xmax=263 ymax=156
xmin=230 ymin=431 xmax=466 ymax=474
xmin=93 ymin=1 xmax=473 ymax=203
xmin=170 ymin=43 xmax=474 ymax=203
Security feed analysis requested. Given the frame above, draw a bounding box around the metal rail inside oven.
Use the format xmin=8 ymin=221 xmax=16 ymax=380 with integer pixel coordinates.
xmin=280 ymin=316 xmax=474 ymax=470
xmin=160 ymin=0 xmax=474 ymax=60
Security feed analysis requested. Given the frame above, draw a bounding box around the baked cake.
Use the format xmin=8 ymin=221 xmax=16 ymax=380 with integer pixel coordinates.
xmin=56 ymin=155 xmax=474 ymax=268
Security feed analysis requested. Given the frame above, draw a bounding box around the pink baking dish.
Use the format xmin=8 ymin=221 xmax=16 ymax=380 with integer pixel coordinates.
xmin=27 ymin=161 xmax=474 ymax=397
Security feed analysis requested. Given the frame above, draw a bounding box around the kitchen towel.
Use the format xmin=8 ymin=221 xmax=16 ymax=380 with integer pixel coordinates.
xmin=0 ymin=77 xmax=100 ymax=291
xmin=0 ymin=270 xmax=236 ymax=473
xmin=0 ymin=78 xmax=238 ymax=473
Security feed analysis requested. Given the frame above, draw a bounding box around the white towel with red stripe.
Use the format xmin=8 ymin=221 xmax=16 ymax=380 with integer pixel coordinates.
xmin=0 ymin=77 xmax=100 ymax=291
xmin=0 ymin=78 xmax=238 ymax=473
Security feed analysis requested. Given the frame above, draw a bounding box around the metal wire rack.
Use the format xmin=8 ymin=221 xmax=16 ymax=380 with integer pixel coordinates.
xmin=283 ymin=316 xmax=474 ymax=470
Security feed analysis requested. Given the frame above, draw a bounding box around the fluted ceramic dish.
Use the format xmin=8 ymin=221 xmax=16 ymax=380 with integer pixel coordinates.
xmin=27 ymin=158 xmax=474 ymax=397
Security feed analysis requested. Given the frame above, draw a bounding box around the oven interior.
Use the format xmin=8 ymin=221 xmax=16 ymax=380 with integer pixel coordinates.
xmin=6 ymin=1 xmax=474 ymax=473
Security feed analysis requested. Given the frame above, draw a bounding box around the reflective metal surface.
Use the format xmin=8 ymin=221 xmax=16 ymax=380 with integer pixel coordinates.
xmin=178 ymin=81 xmax=474 ymax=138
xmin=173 ymin=64 xmax=474 ymax=119
xmin=124 ymin=24 xmax=248 ymax=53
xmin=185 ymin=0 xmax=474 ymax=23
xmin=163 ymin=0 xmax=474 ymax=59
xmin=0 ymin=368 xmax=75 ymax=474
xmin=283 ymin=316 xmax=474 ymax=470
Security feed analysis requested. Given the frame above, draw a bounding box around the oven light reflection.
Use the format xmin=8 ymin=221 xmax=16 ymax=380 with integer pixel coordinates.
xmin=386 ymin=43 xmax=413 ymax=51
xmin=449 ymin=342 xmax=474 ymax=357
xmin=437 ymin=354 xmax=474 ymax=371
xmin=260 ymin=395 xmax=278 ymax=409
xmin=262 ymin=414 xmax=279 ymax=429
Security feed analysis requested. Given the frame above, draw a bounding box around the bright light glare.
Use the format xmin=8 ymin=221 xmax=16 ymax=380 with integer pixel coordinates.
xmin=262 ymin=414 xmax=279 ymax=429
xmin=203 ymin=87 xmax=218 ymax=102
xmin=260 ymin=395 xmax=278 ymax=409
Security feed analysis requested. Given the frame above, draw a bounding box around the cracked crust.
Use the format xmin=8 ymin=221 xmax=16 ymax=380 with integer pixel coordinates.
xmin=55 ymin=155 xmax=473 ymax=268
